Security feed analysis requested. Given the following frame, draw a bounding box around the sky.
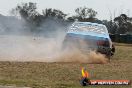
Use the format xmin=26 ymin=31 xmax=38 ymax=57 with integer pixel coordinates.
xmin=0 ymin=0 xmax=132 ymax=20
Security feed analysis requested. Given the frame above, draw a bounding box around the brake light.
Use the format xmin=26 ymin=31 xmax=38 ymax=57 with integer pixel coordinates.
xmin=97 ymin=40 xmax=109 ymax=46
xmin=97 ymin=40 xmax=105 ymax=45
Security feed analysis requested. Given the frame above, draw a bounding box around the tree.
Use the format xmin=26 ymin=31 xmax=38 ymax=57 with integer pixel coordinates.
xmin=114 ymin=14 xmax=132 ymax=34
xmin=74 ymin=7 xmax=97 ymax=22
xmin=11 ymin=2 xmax=42 ymax=26
xmin=102 ymin=20 xmax=117 ymax=34
xmin=42 ymin=8 xmax=67 ymax=20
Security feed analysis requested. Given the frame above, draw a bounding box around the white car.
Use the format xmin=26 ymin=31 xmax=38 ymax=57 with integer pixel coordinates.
xmin=62 ymin=22 xmax=115 ymax=59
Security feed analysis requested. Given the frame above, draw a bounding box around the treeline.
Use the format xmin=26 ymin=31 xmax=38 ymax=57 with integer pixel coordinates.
xmin=8 ymin=2 xmax=132 ymax=35
xmin=10 ymin=2 xmax=101 ymax=34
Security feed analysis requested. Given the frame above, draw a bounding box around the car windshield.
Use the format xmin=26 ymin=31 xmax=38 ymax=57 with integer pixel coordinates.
xmin=68 ymin=23 xmax=107 ymax=34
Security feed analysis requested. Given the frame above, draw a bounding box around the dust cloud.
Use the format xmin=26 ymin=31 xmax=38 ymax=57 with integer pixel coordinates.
xmin=55 ymin=48 xmax=108 ymax=64
xmin=0 ymin=17 xmax=108 ymax=64
xmin=0 ymin=35 xmax=108 ymax=64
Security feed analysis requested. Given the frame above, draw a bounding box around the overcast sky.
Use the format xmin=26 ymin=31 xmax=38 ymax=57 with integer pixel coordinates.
xmin=0 ymin=0 xmax=132 ymax=20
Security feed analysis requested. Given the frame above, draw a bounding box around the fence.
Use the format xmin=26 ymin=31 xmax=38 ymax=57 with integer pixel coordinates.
xmin=109 ymin=34 xmax=132 ymax=44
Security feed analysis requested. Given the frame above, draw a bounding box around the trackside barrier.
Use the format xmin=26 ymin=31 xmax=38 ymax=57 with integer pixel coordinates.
xmin=109 ymin=34 xmax=132 ymax=44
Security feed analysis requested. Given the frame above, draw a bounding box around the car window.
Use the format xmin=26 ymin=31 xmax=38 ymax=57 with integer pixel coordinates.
xmin=68 ymin=23 xmax=107 ymax=34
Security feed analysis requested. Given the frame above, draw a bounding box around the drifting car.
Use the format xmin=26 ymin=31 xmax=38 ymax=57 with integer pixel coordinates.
xmin=62 ymin=22 xmax=115 ymax=59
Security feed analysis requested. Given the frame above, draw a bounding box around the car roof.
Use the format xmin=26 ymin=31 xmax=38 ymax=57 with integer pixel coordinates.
xmin=67 ymin=22 xmax=109 ymax=38
xmin=72 ymin=22 xmax=105 ymax=27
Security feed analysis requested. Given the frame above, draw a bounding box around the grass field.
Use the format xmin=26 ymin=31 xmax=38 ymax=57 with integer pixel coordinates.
xmin=0 ymin=43 xmax=131 ymax=88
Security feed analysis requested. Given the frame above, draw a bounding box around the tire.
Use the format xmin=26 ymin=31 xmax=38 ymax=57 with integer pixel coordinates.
xmin=111 ymin=44 xmax=115 ymax=56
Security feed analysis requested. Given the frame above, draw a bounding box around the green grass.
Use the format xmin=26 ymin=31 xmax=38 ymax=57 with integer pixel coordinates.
xmin=0 ymin=43 xmax=132 ymax=88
